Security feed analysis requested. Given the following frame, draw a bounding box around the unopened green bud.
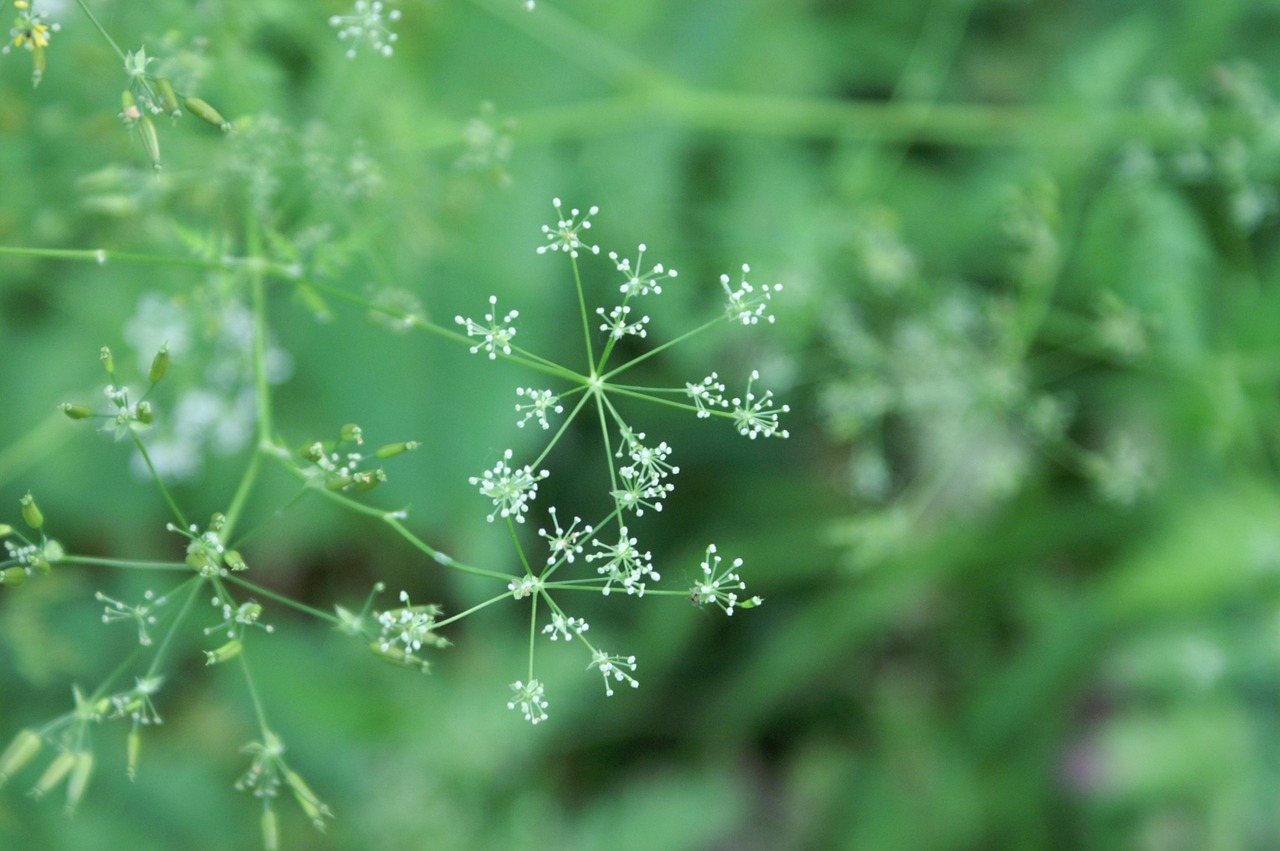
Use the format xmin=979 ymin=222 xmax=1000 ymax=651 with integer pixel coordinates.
xmin=224 ymin=550 xmax=248 ymax=572
xmin=286 ymin=770 xmax=332 ymax=828
xmin=0 ymin=524 xmax=11 ymax=538
xmin=369 ymin=641 xmax=431 ymax=673
xmin=340 ymin=423 xmax=363 ymax=444
xmin=126 ymin=729 xmax=141 ymax=781
xmin=60 ymin=403 xmax=93 ymax=420
xmin=183 ymin=97 xmax=231 ymax=132
xmin=29 ymin=553 xmax=50 ymax=575
xmin=155 ymin=78 xmax=181 ymax=117
xmin=0 ymin=729 xmax=42 ymax=785
xmin=186 ymin=550 xmax=219 ymax=575
xmin=136 ymin=401 xmax=154 ymax=425
xmin=100 ymin=346 xmax=115 ymax=375
xmin=64 ymin=751 xmax=94 ymax=815
xmin=148 ymin=343 xmax=170 ymax=384
xmin=30 ymin=750 xmax=75 ymax=799
xmin=352 ymin=469 xmax=386 ymax=493
xmin=1 ymin=567 xmax=25 ymax=587
xmin=210 ymin=512 xmax=227 ymax=533
xmin=302 ymin=442 xmax=325 ymax=463
xmin=325 ymin=475 xmax=352 ymax=492
xmin=375 ymin=441 xmax=420 ymax=459
xmin=138 ymin=115 xmax=162 ymax=171
xmin=204 ymin=639 xmax=243 ymax=666
xmin=262 ymin=807 xmax=279 ymax=851
xmin=20 ymin=492 xmax=43 ymax=530
xmin=120 ymin=91 xmax=140 ymax=124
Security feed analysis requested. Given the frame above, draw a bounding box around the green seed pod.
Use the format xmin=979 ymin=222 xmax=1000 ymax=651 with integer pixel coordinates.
xmin=339 ymin=423 xmax=363 ymax=444
xmin=183 ymin=97 xmax=230 ymax=132
xmin=64 ymin=751 xmax=94 ymax=815
xmin=204 ymin=639 xmax=243 ymax=666
xmin=0 ymin=524 xmax=11 ymax=538
xmin=100 ymin=346 xmax=115 ymax=375
xmin=261 ymin=807 xmax=279 ymax=851
xmin=148 ymin=343 xmax=170 ymax=384
xmin=60 ymin=403 xmax=93 ymax=420
xmin=186 ymin=550 xmax=217 ymax=575
xmin=302 ymin=442 xmax=325 ymax=463
xmin=30 ymin=750 xmax=75 ymax=799
xmin=369 ymin=642 xmax=431 ymax=673
xmin=224 ymin=550 xmax=248 ymax=572
xmin=136 ymin=401 xmax=154 ymax=425
xmin=375 ymin=441 xmax=420 ymax=459
xmin=325 ymin=475 xmax=352 ymax=492
xmin=0 ymin=567 xmax=25 ymax=587
xmin=126 ymin=729 xmax=141 ymax=781
xmin=155 ymin=78 xmax=181 ymax=117
xmin=29 ymin=553 xmax=50 ymax=575
xmin=138 ymin=115 xmax=162 ymax=171
xmin=0 ymin=729 xmax=42 ymax=785
xmin=286 ymin=770 xmax=331 ymax=827
xmin=352 ymin=469 xmax=386 ymax=493
xmin=20 ymin=492 xmax=42 ymax=530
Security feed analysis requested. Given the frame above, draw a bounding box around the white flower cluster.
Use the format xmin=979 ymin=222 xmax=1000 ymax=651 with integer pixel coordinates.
xmin=470 ymin=449 xmax=549 ymax=523
xmin=690 ymin=544 xmax=762 ymax=616
xmin=329 ymin=0 xmax=402 ymax=59
xmin=515 ymin=387 xmax=563 ymax=430
xmin=597 ymin=304 xmax=650 ymax=340
xmin=507 ymin=679 xmax=549 ymax=724
xmin=611 ymin=432 xmax=678 ymax=516
xmin=587 ymin=526 xmax=659 ymax=596
xmin=376 ymin=591 xmax=444 ymax=653
xmin=731 ymin=370 xmax=791 ymax=439
xmin=537 ymin=198 xmax=600 ymax=258
xmin=588 ymin=650 xmax=638 ymax=696
xmin=542 ymin=612 xmax=589 ymax=641
xmin=721 ymin=264 xmax=782 ymax=325
xmin=609 ymin=244 xmax=678 ymax=297
xmin=686 ymin=372 xmax=728 ymax=418
xmin=96 ymin=589 xmax=167 ymax=646
xmin=538 ymin=508 xmax=591 ymax=567
xmin=456 ymin=295 xmax=519 ymax=360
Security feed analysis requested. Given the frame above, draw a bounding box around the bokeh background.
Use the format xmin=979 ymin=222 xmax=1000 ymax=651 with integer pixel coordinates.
xmin=4 ymin=0 xmax=1280 ymax=848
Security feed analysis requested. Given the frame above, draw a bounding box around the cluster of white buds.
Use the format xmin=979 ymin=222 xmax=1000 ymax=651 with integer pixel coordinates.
xmin=587 ymin=527 xmax=659 ymax=596
xmin=470 ymin=449 xmax=549 ymax=523
xmin=96 ymin=589 xmax=167 ymax=646
xmin=690 ymin=544 xmax=763 ymax=616
xmin=456 ymin=295 xmax=520 ymax=360
xmin=588 ymin=650 xmax=639 ymax=696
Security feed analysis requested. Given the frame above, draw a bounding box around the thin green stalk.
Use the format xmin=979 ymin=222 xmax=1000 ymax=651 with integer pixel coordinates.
xmin=224 ymin=574 xmax=339 ymax=625
xmin=131 ymin=432 xmax=188 ymax=530
xmin=227 ymin=484 xmax=311 ymax=550
xmin=237 ymin=653 xmax=271 ymax=734
xmin=600 ymin=316 xmax=721 ymax=383
xmin=145 ymin=577 xmax=205 ymax=679
xmin=528 ymin=390 xmax=592 ymax=470
xmin=0 ymin=245 xmax=230 ymax=270
xmin=222 ymin=449 xmax=262 ymax=542
xmin=570 ymin=257 xmax=597 ymax=371
xmin=72 ymin=0 xmax=126 ymax=61
xmin=433 ymin=592 xmax=510 ymax=630
xmin=61 ymin=555 xmax=187 ymax=571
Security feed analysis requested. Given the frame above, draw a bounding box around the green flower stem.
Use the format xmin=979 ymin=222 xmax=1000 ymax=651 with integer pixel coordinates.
xmin=237 ymin=653 xmax=271 ymax=736
xmin=527 ymin=586 xmax=539 ymax=682
xmin=603 ymin=383 xmax=701 ymax=415
xmin=294 ymin=276 xmax=586 ymax=383
xmin=382 ymin=515 xmax=512 ymax=581
xmin=0 ymin=410 xmax=72 ymax=490
xmin=145 ymin=577 xmax=205 ymax=680
xmin=227 ymin=484 xmax=312 ymax=550
xmin=570 ymin=256 xmax=597 ymax=370
xmin=222 ymin=450 xmax=263 ymax=544
xmin=224 ymin=574 xmax=339 ymax=625
xmin=0 ymin=245 xmax=230 ymax=270
xmin=432 ymin=591 xmax=510 ymax=630
xmin=85 ymin=644 xmax=149 ymax=705
xmin=61 ymin=555 xmax=188 ymax=571
xmin=592 ymin=385 xmax=619 ymax=492
xmin=507 ymin=516 xmax=534 ymax=577
xmin=248 ymin=221 xmax=274 ymax=447
xmin=600 ymin=317 xmax=722 ymax=384
xmin=131 ymin=432 xmax=189 ymax=530
xmin=72 ymin=0 xmax=126 ymax=62
xmin=528 ymin=390 xmax=592 ymax=470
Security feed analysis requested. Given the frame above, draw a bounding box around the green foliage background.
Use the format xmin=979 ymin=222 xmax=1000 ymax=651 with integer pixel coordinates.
xmin=3 ymin=0 xmax=1280 ymax=848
